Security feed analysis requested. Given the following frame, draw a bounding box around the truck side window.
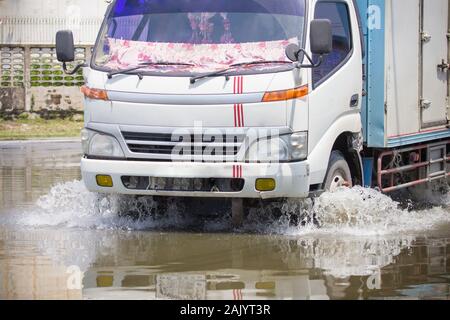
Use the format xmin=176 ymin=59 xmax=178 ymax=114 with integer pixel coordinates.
xmin=313 ymin=2 xmax=353 ymax=86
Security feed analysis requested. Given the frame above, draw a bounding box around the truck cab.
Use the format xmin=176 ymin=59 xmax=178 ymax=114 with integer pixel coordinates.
xmin=55 ymin=0 xmax=366 ymax=202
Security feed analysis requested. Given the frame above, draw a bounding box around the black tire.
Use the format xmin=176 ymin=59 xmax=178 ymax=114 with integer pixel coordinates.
xmin=323 ymin=151 xmax=353 ymax=192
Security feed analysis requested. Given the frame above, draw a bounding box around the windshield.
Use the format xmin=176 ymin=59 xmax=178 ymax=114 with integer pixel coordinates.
xmin=93 ymin=0 xmax=306 ymax=75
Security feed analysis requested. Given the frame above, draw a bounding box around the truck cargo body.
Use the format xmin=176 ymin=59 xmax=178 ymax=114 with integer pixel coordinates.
xmin=56 ymin=0 xmax=449 ymax=200
xmin=357 ymin=0 xmax=450 ymax=191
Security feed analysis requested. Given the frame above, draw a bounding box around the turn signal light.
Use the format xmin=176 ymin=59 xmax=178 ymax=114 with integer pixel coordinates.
xmin=262 ymin=85 xmax=309 ymax=102
xmin=96 ymin=175 xmax=113 ymax=187
xmin=255 ymin=178 xmax=276 ymax=192
xmin=81 ymin=85 xmax=109 ymax=101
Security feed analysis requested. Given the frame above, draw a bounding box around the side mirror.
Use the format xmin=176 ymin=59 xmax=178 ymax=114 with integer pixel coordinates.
xmin=310 ymin=19 xmax=332 ymax=55
xmin=56 ymin=30 xmax=75 ymax=62
xmin=285 ymin=43 xmax=302 ymax=62
xmin=284 ymin=19 xmax=332 ymax=68
xmin=56 ymin=30 xmax=86 ymax=75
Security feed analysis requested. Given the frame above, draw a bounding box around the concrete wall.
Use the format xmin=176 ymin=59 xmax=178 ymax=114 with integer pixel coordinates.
xmin=1 ymin=44 xmax=92 ymax=118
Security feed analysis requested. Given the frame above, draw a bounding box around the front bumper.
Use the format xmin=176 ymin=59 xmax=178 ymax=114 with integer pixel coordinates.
xmin=81 ymin=158 xmax=311 ymax=199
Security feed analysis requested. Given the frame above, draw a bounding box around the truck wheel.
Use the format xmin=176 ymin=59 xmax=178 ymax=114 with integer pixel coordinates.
xmin=323 ymin=151 xmax=353 ymax=192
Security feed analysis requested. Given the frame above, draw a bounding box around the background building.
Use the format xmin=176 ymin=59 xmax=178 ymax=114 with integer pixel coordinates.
xmin=0 ymin=0 xmax=108 ymax=118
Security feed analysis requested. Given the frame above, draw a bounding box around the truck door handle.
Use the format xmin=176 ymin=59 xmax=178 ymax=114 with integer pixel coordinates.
xmin=350 ymin=94 xmax=359 ymax=107
xmin=438 ymin=59 xmax=449 ymax=72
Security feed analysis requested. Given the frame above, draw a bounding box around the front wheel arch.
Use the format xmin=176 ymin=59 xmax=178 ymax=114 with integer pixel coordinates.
xmin=322 ymin=150 xmax=353 ymax=191
xmin=325 ymin=133 xmax=364 ymax=188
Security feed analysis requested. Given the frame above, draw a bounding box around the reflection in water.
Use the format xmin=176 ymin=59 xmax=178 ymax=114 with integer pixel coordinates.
xmin=0 ymin=140 xmax=81 ymax=210
xmin=0 ymin=140 xmax=449 ymax=300
xmin=0 ymin=227 xmax=449 ymax=300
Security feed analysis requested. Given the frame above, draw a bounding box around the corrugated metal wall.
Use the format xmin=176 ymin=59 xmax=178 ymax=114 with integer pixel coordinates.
xmin=0 ymin=17 xmax=104 ymax=45
xmin=0 ymin=0 xmax=108 ymax=45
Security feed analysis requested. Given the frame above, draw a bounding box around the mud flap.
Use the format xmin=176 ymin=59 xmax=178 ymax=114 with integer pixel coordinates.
xmin=231 ymin=198 xmax=244 ymax=228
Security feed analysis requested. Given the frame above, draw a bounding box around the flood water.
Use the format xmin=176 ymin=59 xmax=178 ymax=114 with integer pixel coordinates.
xmin=0 ymin=140 xmax=449 ymax=300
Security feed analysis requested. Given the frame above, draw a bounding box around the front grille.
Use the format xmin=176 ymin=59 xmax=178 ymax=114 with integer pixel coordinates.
xmin=122 ymin=131 xmax=245 ymax=158
xmin=127 ymin=144 xmax=175 ymax=154
xmin=122 ymin=132 xmax=177 ymax=142
xmin=122 ymin=176 xmax=245 ymax=192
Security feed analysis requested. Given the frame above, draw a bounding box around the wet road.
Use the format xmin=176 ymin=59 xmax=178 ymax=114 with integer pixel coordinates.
xmin=0 ymin=140 xmax=449 ymax=300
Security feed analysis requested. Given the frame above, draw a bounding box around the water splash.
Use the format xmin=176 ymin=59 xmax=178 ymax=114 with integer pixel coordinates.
xmin=1 ymin=180 xmax=449 ymax=236
xmin=310 ymin=186 xmax=450 ymax=236
xmin=9 ymin=180 xmax=126 ymax=230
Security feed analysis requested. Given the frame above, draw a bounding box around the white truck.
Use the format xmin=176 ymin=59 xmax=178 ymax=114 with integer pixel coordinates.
xmin=56 ymin=0 xmax=449 ymax=222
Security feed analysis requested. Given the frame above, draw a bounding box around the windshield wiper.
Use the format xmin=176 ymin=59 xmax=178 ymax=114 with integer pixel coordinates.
xmin=107 ymin=61 xmax=194 ymax=79
xmin=190 ymin=60 xmax=293 ymax=84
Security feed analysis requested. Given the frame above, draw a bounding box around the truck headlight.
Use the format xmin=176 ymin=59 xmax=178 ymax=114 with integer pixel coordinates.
xmin=246 ymin=132 xmax=308 ymax=162
xmin=246 ymin=137 xmax=289 ymax=162
xmin=288 ymin=132 xmax=308 ymax=160
xmin=82 ymin=129 xmax=125 ymax=158
xmin=81 ymin=129 xmax=90 ymax=155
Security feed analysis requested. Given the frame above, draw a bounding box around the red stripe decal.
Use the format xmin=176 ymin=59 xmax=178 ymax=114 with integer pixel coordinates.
xmin=237 ymin=77 xmax=241 ymax=127
xmin=234 ymin=289 xmax=241 ymax=300
xmin=234 ymin=104 xmax=238 ymax=127
xmin=233 ymin=77 xmax=245 ymax=128
xmin=232 ymin=289 xmax=243 ymax=300
xmin=240 ymin=77 xmax=244 ymax=127
xmin=237 ymin=105 xmax=241 ymax=127
xmin=233 ymin=77 xmax=237 ymax=127
xmin=232 ymin=165 xmax=243 ymax=178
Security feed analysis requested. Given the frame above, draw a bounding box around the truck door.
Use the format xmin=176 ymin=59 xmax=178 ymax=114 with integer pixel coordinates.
xmin=308 ymin=1 xmax=363 ymax=155
xmin=420 ymin=0 xmax=449 ymax=128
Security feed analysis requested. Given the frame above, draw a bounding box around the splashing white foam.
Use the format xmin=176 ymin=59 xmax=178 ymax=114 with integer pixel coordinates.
xmin=1 ymin=180 xmax=219 ymax=231
xmin=13 ymin=180 xmax=125 ymax=229
xmin=309 ymin=186 xmax=450 ymax=236
xmin=1 ymin=180 xmax=449 ymax=236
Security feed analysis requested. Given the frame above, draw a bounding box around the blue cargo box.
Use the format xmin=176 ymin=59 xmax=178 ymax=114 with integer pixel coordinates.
xmin=356 ymin=0 xmax=450 ymax=149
